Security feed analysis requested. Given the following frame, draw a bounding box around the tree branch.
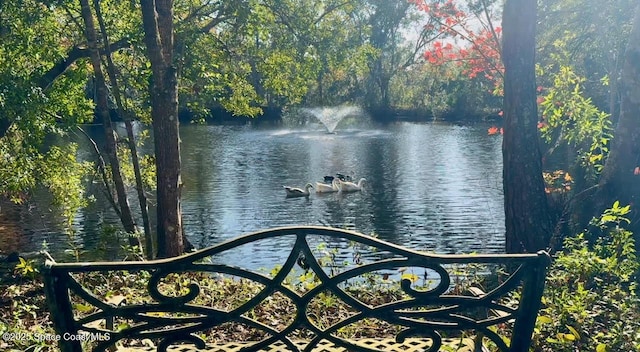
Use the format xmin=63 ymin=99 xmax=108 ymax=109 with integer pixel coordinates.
xmin=74 ymin=126 xmax=122 ymax=219
xmin=37 ymin=38 xmax=131 ymax=91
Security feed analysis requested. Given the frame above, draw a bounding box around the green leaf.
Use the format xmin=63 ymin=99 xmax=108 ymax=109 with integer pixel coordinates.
xmin=566 ymin=325 xmax=580 ymax=339
xmin=73 ymin=303 xmax=94 ymax=313
xmin=596 ymin=344 xmax=607 ymax=352
xmin=537 ymin=315 xmax=553 ymax=325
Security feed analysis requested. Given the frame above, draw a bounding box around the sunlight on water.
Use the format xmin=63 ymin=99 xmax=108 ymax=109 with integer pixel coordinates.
xmin=0 ymin=121 xmax=505 ymax=270
xmin=269 ymin=129 xmax=296 ymax=136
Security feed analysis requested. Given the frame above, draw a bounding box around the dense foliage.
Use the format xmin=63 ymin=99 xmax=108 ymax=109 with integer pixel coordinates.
xmin=533 ymin=202 xmax=640 ymax=351
xmin=0 ymin=1 xmax=94 ymax=226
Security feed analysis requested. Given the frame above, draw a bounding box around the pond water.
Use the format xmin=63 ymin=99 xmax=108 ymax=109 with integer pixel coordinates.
xmin=0 ymin=119 xmax=505 ymax=269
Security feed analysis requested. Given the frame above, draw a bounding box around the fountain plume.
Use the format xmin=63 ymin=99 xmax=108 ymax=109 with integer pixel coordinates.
xmin=302 ymin=106 xmax=364 ymax=133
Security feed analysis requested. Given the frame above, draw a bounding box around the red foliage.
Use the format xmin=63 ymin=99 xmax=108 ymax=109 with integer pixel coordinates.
xmin=487 ymin=126 xmax=504 ymax=135
xmin=411 ymin=0 xmax=504 ymax=94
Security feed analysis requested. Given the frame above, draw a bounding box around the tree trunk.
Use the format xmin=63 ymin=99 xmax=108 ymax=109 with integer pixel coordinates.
xmin=596 ymin=4 xmax=640 ymax=240
xmin=140 ymin=0 xmax=184 ymax=258
xmin=79 ymin=0 xmax=138 ymax=239
xmin=94 ymin=0 xmax=153 ymax=259
xmin=501 ymin=0 xmax=554 ymax=253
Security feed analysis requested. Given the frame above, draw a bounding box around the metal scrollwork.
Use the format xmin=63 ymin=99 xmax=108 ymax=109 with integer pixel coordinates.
xmin=399 ymin=263 xmax=450 ymax=298
xmin=148 ymin=269 xmax=201 ymax=305
xmin=43 ymin=225 xmax=550 ymax=352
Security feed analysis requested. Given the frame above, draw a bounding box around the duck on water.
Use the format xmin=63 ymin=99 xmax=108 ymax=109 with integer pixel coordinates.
xmin=283 ymin=183 xmax=314 ymax=198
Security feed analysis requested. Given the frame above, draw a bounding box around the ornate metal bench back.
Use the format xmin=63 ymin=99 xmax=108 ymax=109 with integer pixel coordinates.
xmin=43 ymin=226 xmax=550 ymax=352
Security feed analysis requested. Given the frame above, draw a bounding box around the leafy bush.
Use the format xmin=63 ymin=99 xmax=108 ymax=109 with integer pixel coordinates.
xmin=0 ymin=274 xmax=56 ymax=352
xmin=532 ymin=202 xmax=640 ymax=352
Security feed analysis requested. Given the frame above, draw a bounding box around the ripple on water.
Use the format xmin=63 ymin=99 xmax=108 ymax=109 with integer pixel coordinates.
xmin=0 ymin=122 xmax=506 ymax=269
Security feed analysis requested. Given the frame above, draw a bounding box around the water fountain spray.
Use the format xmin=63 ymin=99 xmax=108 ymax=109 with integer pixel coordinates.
xmin=302 ymin=106 xmax=364 ymax=133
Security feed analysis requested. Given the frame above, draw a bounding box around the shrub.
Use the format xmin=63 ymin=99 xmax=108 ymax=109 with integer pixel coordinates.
xmin=532 ymin=202 xmax=640 ymax=352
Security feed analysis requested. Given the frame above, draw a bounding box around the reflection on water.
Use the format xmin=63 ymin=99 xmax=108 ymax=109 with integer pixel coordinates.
xmin=0 ymin=122 xmax=505 ymax=269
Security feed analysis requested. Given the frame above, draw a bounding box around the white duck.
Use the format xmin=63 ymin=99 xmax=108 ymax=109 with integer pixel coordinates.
xmin=315 ymin=179 xmax=340 ymax=193
xmin=338 ymin=178 xmax=366 ymax=192
xmin=284 ymin=183 xmax=314 ymax=198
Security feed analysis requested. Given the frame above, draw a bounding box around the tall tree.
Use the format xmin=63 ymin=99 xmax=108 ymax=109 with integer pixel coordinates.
xmin=365 ymin=0 xmax=417 ymax=111
xmin=140 ymin=0 xmax=184 ymax=257
xmin=595 ymin=4 xmax=640 ymax=242
xmin=501 ymin=0 xmax=554 ymax=253
xmin=410 ymin=0 xmax=505 ymax=118
xmin=247 ymin=0 xmax=366 ymax=107
xmin=93 ymin=0 xmax=153 ymax=258
xmin=79 ymin=0 xmax=138 ymax=242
